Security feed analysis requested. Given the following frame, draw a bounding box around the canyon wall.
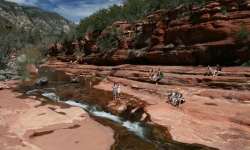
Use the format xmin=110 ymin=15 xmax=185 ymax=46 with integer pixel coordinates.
xmin=50 ymin=0 xmax=250 ymax=66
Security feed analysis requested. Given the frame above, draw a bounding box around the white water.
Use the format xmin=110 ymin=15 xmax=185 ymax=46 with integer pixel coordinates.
xmin=42 ymin=93 xmax=60 ymax=102
xmin=65 ymin=100 xmax=146 ymax=138
xmin=26 ymin=89 xmax=39 ymax=95
xmin=26 ymin=88 xmax=56 ymax=95
xmin=29 ymin=90 xmax=146 ymax=138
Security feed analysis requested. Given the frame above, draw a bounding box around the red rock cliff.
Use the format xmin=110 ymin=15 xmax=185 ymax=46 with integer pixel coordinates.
xmin=53 ymin=0 xmax=250 ymax=66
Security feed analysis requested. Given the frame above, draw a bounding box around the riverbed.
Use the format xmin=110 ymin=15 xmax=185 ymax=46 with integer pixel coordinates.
xmin=13 ymin=67 xmax=216 ymax=150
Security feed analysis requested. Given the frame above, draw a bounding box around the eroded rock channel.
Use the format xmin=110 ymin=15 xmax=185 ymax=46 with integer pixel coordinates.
xmin=15 ymin=67 xmax=216 ymax=150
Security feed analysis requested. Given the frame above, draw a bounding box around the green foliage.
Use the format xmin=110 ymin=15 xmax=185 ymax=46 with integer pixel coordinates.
xmin=241 ymin=60 xmax=250 ymax=67
xmin=0 ymin=58 xmax=6 ymax=69
xmin=97 ymin=26 xmax=122 ymax=52
xmin=76 ymin=0 xmax=217 ymax=38
xmin=237 ymin=0 xmax=246 ymax=3
xmin=73 ymin=51 xmax=85 ymax=57
xmin=174 ymin=37 xmax=183 ymax=46
xmin=220 ymin=5 xmax=227 ymax=16
xmin=97 ymin=36 xmax=114 ymax=52
xmin=17 ymin=45 xmax=44 ymax=82
xmin=19 ymin=70 xmax=31 ymax=82
xmin=236 ymin=24 xmax=249 ymax=42
xmin=131 ymin=33 xmax=139 ymax=41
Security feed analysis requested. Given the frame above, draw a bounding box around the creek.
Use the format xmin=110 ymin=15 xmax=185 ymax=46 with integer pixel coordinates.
xmin=15 ymin=67 xmax=217 ymax=150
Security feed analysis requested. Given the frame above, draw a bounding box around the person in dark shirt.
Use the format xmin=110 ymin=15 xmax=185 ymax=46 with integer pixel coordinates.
xmin=213 ymin=64 xmax=222 ymax=76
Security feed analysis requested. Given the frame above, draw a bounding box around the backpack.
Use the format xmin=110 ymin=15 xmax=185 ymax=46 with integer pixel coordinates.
xmin=159 ymin=72 xmax=164 ymax=78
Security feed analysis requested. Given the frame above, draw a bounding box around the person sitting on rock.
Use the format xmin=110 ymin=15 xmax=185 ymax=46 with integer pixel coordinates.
xmin=149 ymin=68 xmax=154 ymax=78
xmin=167 ymin=92 xmax=184 ymax=107
xmin=152 ymin=69 xmax=158 ymax=79
xmin=172 ymin=92 xmax=181 ymax=106
xmin=175 ymin=94 xmax=185 ymax=107
xmin=204 ymin=65 xmax=213 ymax=76
xmin=166 ymin=92 xmax=175 ymax=104
xmin=213 ymin=64 xmax=222 ymax=76
xmin=167 ymin=92 xmax=178 ymax=104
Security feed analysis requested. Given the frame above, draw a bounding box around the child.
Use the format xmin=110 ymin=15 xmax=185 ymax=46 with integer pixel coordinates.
xmin=112 ymin=83 xmax=117 ymax=100
xmin=117 ymin=83 xmax=121 ymax=99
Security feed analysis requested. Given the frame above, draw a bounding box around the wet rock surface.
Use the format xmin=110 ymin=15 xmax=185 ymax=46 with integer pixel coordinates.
xmin=35 ymin=77 xmax=49 ymax=85
xmin=0 ymin=80 xmax=115 ymax=150
xmin=43 ymin=59 xmax=250 ymax=150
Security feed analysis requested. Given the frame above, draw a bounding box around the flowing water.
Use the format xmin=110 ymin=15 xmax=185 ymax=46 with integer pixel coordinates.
xmin=15 ymin=67 xmax=217 ymax=150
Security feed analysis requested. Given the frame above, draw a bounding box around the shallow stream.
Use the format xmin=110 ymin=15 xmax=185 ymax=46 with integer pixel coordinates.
xmin=15 ymin=67 xmax=216 ymax=150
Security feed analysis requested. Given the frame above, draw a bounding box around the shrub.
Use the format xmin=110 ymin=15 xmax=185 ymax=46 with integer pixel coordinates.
xmin=236 ymin=24 xmax=249 ymax=42
xmin=241 ymin=60 xmax=250 ymax=67
xmin=237 ymin=0 xmax=246 ymax=3
xmin=19 ymin=70 xmax=31 ymax=82
xmin=221 ymin=5 xmax=227 ymax=16
xmin=73 ymin=51 xmax=85 ymax=57
xmin=174 ymin=37 xmax=183 ymax=47
xmin=97 ymin=36 xmax=114 ymax=52
xmin=16 ymin=45 xmax=44 ymax=82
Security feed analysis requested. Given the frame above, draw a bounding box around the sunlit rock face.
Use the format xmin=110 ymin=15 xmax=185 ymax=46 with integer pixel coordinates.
xmin=26 ymin=64 xmax=38 ymax=75
xmin=54 ymin=0 xmax=250 ymax=66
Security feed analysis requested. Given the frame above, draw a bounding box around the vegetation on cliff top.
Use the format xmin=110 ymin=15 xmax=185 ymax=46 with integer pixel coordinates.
xmin=75 ymin=0 xmax=215 ymax=38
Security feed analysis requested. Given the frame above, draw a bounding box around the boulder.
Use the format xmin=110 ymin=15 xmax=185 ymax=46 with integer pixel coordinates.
xmin=0 ymin=75 xmax=6 ymax=80
xmin=0 ymin=70 xmax=5 ymax=75
xmin=26 ymin=64 xmax=38 ymax=75
xmin=11 ymin=75 xmax=20 ymax=80
xmin=35 ymin=77 xmax=49 ymax=85
xmin=16 ymin=54 xmax=27 ymax=64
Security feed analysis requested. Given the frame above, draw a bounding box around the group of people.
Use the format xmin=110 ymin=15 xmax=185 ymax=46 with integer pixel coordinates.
xmin=204 ymin=64 xmax=222 ymax=76
xmin=112 ymin=83 xmax=121 ymax=100
xmin=166 ymin=92 xmax=185 ymax=107
xmin=149 ymin=68 xmax=164 ymax=85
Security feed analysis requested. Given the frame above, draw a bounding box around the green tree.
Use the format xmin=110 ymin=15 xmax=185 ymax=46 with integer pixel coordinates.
xmin=236 ymin=24 xmax=249 ymax=42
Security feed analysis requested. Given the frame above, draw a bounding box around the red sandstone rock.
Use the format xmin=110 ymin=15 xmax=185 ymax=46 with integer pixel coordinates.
xmin=26 ymin=64 xmax=38 ymax=75
xmin=51 ymin=1 xmax=250 ymax=66
xmin=48 ymin=42 xmax=62 ymax=56
xmin=0 ymin=80 xmax=114 ymax=150
xmin=2 ymin=24 xmax=12 ymax=30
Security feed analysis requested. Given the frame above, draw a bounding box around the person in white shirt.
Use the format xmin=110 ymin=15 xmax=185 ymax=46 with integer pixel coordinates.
xmin=117 ymin=83 xmax=121 ymax=99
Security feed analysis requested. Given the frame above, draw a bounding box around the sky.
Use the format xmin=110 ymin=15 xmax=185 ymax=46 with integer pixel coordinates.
xmin=5 ymin=0 xmax=125 ymax=24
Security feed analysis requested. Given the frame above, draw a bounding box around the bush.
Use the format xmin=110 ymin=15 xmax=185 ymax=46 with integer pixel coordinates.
xmin=73 ymin=51 xmax=85 ymax=57
xmin=220 ymin=5 xmax=227 ymax=16
xmin=16 ymin=45 xmax=44 ymax=82
xmin=241 ymin=60 xmax=250 ymax=67
xmin=236 ymin=24 xmax=249 ymax=42
xmin=19 ymin=70 xmax=31 ymax=82
xmin=97 ymin=37 xmax=114 ymax=52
